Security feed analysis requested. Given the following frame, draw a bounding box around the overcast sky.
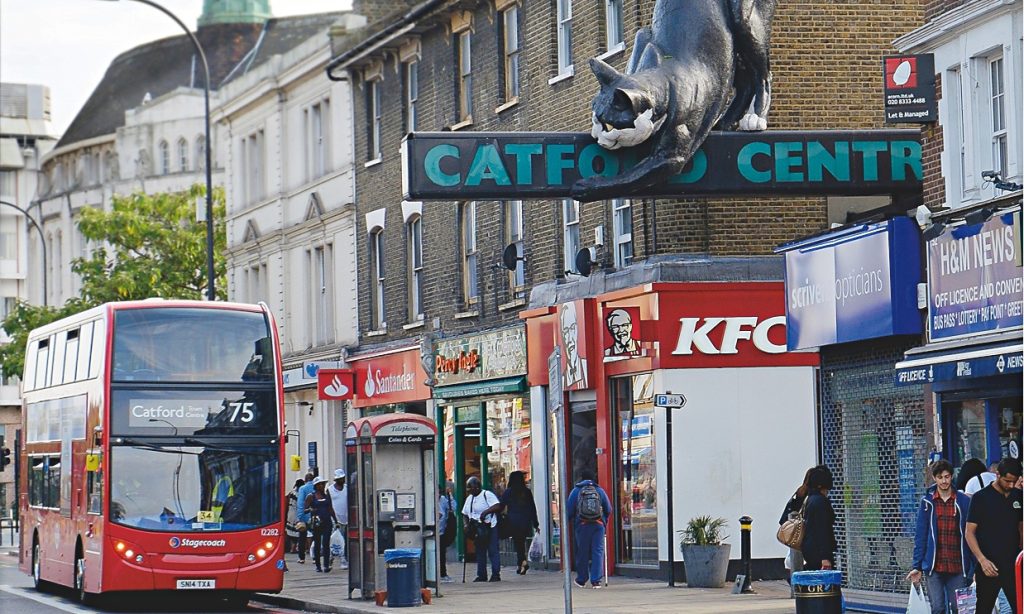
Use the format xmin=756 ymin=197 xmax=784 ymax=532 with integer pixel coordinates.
xmin=1 ymin=0 xmax=350 ymax=136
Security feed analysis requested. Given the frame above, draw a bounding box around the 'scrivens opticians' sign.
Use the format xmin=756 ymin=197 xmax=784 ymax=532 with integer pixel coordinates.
xmin=402 ymin=130 xmax=923 ymax=200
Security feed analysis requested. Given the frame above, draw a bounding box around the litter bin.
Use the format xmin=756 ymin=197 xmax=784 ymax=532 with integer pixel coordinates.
xmin=792 ymin=570 xmax=843 ymax=614
xmin=385 ymin=548 xmax=422 ymax=607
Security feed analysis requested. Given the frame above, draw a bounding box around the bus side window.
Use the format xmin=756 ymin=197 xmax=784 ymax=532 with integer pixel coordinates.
xmin=77 ymin=322 xmax=94 ymax=382
xmin=34 ymin=339 xmax=49 ymax=390
xmin=90 ymin=319 xmax=106 ymax=379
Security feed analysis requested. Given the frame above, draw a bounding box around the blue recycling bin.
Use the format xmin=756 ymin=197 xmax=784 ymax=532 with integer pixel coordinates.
xmin=384 ymin=548 xmax=422 ymax=607
xmin=792 ymin=570 xmax=843 ymax=614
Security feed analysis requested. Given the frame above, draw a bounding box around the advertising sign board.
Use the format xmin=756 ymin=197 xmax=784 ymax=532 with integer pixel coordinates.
xmin=927 ymin=212 xmax=1022 ymax=341
xmin=434 ymin=326 xmax=527 ymax=387
xmin=883 ymin=54 xmax=938 ymax=123
xmin=782 ymin=217 xmax=922 ymax=350
xmin=350 ymin=348 xmax=432 ymax=408
xmin=402 ymin=130 xmax=923 ymax=200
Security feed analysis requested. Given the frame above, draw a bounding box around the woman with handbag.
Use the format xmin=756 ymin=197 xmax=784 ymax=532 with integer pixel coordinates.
xmin=305 ymin=476 xmax=338 ymax=573
xmin=801 ymin=466 xmax=837 ymax=571
xmin=779 ymin=466 xmax=820 ymax=580
xmin=500 ymin=471 xmax=540 ymax=575
xmin=462 ymin=476 xmax=502 ymax=582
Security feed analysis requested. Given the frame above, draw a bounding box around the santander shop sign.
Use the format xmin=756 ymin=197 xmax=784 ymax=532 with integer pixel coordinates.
xmin=351 ymin=348 xmax=431 ymax=409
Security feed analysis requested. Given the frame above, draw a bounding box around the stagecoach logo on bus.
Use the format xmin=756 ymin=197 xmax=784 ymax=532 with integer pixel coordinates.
xmin=129 ymin=400 xmax=213 ymax=428
xmin=169 ymin=537 xmax=227 ymax=549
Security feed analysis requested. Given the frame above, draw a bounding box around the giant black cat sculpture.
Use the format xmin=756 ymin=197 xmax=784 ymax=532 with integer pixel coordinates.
xmin=571 ymin=0 xmax=776 ymax=202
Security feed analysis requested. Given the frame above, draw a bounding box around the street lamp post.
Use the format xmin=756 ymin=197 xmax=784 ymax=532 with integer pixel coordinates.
xmin=0 ymin=199 xmax=47 ymax=306
xmin=101 ymin=0 xmax=216 ymax=300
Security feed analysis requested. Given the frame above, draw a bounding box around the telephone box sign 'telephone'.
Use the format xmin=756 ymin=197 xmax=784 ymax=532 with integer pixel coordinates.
xmin=345 ymin=414 xmax=437 ymax=600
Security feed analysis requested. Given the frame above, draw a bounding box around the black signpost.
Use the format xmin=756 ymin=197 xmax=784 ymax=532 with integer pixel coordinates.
xmin=402 ymin=130 xmax=923 ymax=201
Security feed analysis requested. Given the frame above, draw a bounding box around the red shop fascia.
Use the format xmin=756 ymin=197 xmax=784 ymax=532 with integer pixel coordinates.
xmin=521 ymin=282 xmax=819 ymax=565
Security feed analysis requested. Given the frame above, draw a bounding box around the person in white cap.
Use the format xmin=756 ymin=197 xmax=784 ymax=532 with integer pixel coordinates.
xmin=328 ymin=468 xmax=349 ymax=569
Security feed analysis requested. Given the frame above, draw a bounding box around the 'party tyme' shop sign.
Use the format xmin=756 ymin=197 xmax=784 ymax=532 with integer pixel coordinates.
xmin=402 ymin=130 xmax=923 ymax=200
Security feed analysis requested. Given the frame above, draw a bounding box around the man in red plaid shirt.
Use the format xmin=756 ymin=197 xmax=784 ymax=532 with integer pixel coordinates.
xmin=908 ymin=460 xmax=975 ymax=614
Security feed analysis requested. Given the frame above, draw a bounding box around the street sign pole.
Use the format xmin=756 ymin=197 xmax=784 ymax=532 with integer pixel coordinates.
xmin=655 ymin=393 xmax=686 ymax=587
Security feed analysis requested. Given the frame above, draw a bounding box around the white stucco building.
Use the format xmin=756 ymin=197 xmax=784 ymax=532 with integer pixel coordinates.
xmin=216 ymin=11 xmax=365 ymax=481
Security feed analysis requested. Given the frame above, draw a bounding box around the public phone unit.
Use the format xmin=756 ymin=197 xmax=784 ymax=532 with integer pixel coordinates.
xmin=345 ymin=415 xmax=437 ymax=600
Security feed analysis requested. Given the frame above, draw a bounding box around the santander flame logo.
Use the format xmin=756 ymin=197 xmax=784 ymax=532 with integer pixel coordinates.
xmin=364 ymin=366 xmax=377 ymax=398
xmin=323 ymin=375 xmax=350 ymax=398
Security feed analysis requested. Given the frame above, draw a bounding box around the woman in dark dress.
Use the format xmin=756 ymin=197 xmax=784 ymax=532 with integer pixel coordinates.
xmin=304 ymin=477 xmax=337 ymax=573
xmin=500 ymin=471 xmax=540 ymax=575
xmin=801 ymin=466 xmax=837 ymax=571
xmin=780 ymin=466 xmax=819 ymax=579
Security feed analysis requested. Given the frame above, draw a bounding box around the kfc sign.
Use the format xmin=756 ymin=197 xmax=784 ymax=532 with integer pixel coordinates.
xmin=317 ymin=369 xmax=354 ymax=401
xmin=672 ymin=316 xmax=787 ymax=355
xmin=655 ymin=283 xmax=818 ymax=369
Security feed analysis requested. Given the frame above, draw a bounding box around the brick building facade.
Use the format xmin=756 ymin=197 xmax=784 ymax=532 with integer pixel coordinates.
xmin=328 ymin=0 xmax=941 ymax=592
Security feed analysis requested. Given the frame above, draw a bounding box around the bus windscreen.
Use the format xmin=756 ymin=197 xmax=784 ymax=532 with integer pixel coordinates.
xmin=109 ymin=443 xmax=280 ymax=532
xmin=112 ymin=308 xmax=275 ymax=384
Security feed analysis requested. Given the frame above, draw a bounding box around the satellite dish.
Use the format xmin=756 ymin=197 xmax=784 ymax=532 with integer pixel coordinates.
xmin=502 ymin=244 xmax=523 ymax=271
xmin=575 ymin=248 xmax=595 ymax=277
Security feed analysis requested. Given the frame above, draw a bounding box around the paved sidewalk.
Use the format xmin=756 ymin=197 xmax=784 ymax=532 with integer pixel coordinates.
xmin=255 ymin=554 xmax=796 ymax=613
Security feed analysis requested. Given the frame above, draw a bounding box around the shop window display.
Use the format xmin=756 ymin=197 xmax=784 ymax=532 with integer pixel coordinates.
xmin=612 ymin=373 xmax=657 ymax=567
xmin=487 ymin=398 xmax=532 ymax=496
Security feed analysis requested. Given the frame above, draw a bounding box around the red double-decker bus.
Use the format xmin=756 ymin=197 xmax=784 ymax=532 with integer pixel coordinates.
xmin=18 ymin=299 xmax=286 ymax=606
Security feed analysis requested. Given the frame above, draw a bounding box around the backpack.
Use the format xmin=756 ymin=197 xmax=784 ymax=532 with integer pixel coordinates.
xmin=578 ymin=483 xmax=603 ymax=522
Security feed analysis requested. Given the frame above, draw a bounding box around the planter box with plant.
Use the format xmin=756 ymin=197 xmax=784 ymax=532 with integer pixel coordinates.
xmin=679 ymin=515 xmax=731 ymax=588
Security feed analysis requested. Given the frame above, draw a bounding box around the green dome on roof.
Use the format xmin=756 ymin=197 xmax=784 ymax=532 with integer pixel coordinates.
xmin=198 ymin=0 xmax=272 ymax=26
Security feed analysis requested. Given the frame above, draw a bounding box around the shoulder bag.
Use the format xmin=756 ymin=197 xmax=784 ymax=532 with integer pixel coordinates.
xmin=776 ymin=497 xmax=807 ymax=550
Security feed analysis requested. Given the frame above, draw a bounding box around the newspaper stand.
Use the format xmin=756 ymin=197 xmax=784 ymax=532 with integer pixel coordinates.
xmin=345 ymin=414 xmax=437 ymax=601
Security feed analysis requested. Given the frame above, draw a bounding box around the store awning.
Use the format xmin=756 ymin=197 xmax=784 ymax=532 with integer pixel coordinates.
xmin=433 ymin=376 xmax=527 ymax=400
xmin=894 ymin=330 xmax=1023 ymax=386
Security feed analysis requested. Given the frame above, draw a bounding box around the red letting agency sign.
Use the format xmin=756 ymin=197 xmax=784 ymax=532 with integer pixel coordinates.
xmin=317 ymin=369 xmax=354 ymax=401
xmin=883 ymin=54 xmax=937 ymax=124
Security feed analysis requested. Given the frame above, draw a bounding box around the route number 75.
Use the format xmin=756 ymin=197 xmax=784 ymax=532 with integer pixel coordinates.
xmin=227 ymin=402 xmax=255 ymax=423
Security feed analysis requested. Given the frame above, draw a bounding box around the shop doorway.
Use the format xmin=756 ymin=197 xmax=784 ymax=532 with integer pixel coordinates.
xmin=610 ymin=373 xmax=658 ymax=568
xmin=454 ymin=422 xmax=482 ymax=559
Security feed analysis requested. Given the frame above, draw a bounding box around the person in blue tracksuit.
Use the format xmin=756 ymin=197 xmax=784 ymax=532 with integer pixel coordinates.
xmin=907 ymin=459 xmax=975 ymax=614
xmin=566 ymin=469 xmax=612 ymax=588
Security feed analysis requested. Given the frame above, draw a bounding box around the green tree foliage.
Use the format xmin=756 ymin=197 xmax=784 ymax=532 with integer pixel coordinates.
xmin=0 ymin=186 xmax=225 ymax=379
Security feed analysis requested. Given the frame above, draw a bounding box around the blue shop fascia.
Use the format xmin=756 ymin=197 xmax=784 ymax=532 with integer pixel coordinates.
xmin=776 ymin=214 xmax=932 ymax=611
xmin=894 ymin=195 xmax=1023 ymax=469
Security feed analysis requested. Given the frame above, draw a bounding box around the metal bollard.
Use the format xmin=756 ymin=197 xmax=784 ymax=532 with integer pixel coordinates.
xmin=739 ymin=516 xmax=753 ymax=593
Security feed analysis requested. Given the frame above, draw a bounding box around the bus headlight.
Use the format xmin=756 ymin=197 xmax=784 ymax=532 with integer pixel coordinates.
xmin=110 ymin=538 xmax=145 ymax=565
xmin=246 ymin=539 xmax=276 ymax=564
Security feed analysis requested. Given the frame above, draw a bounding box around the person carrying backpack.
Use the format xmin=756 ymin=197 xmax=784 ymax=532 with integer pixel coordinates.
xmin=566 ymin=469 xmax=612 ymax=588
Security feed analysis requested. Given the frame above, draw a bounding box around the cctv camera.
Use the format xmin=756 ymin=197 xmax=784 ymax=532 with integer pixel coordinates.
xmin=982 ymin=170 xmax=999 ymax=180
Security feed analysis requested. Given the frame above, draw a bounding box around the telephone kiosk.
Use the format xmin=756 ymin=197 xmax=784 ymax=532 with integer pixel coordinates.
xmin=345 ymin=414 xmax=438 ymax=600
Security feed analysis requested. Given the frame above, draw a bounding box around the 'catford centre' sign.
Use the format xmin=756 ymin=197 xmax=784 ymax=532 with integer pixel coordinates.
xmin=402 ymin=130 xmax=922 ymax=201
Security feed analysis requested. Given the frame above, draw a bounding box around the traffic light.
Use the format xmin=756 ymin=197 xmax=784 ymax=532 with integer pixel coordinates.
xmin=0 ymin=447 xmax=10 ymax=472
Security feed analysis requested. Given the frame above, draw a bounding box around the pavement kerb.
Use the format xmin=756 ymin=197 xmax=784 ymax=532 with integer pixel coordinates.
xmin=254 ymin=592 xmax=368 ymax=614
